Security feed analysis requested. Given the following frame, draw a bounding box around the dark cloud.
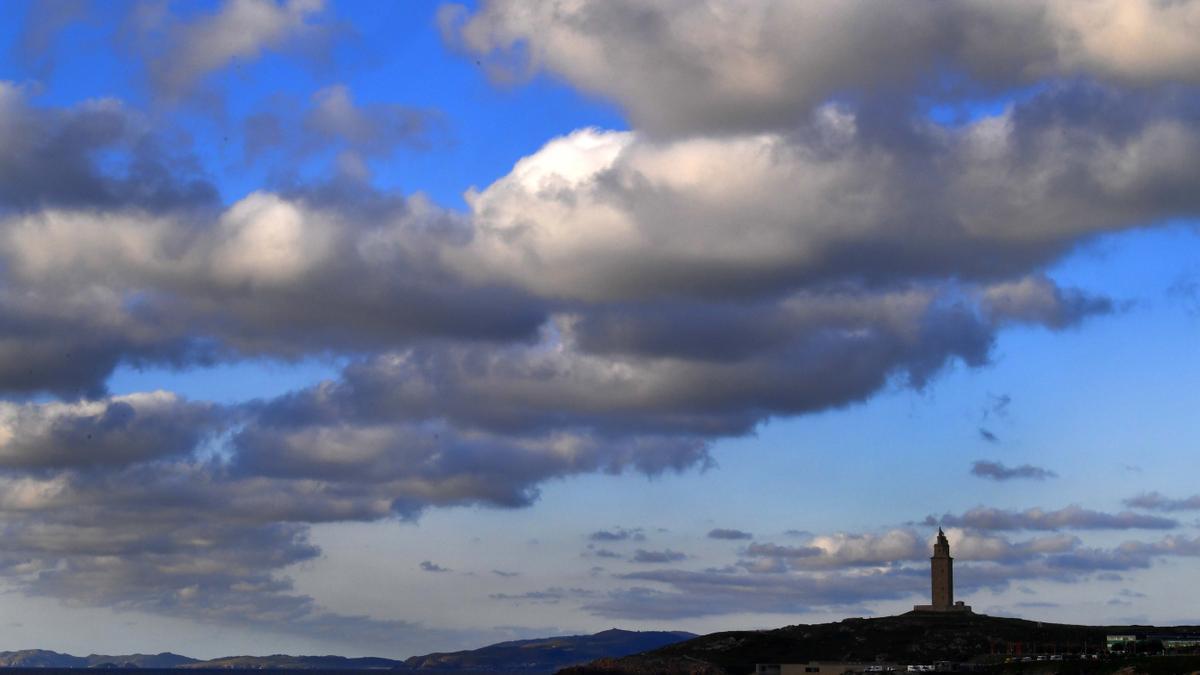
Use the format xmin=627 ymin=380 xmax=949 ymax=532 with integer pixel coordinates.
xmin=1124 ymin=492 xmax=1200 ymax=512
xmin=707 ymin=528 xmax=753 ymax=541
xmin=0 ymin=394 xmax=222 ymax=469
xmin=931 ymin=506 xmax=1178 ymax=531
xmin=491 ymin=569 xmax=519 ymax=578
xmin=631 ymin=549 xmax=687 ymax=564
xmin=420 ymin=560 xmax=450 ymax=573
xmin=970 ymin=460 xmax=1058 ymax=482
xmin=978 ymin=428 xmax=999 ymax=443
xmin=0 ymin=83 xmax=217 ymax=211
xmin=588 ymin=528 xmax=645 ymax=542
xmin=984 ymin=393 xmax=1011 ymax=420
xmin=0 ymin=89 xmax=501 ymax=397
xmin=489 ymin=587 xmax=596 ymax=604
xmin=745 ymin=543 xmax=824 ymax=560
xmin=244 ymin=85 xmax=442 ymax=169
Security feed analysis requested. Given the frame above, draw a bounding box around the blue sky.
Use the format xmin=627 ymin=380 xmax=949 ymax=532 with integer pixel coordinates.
xmin=0 ymin=0 xmax=1197 ymax=660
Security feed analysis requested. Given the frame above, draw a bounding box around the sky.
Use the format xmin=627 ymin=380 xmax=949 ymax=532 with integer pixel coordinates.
xmin=0 ymin=0 xmax=1197 ymax=660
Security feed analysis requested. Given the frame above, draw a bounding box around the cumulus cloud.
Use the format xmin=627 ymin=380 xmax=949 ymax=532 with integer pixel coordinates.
xmin=420 ymin=560 xmax=450 ymax=573
xmin=931 ymin=505 xmax=1178 ymax=531
xmin=746 ymin=530 xmax=923 ymax=570
xmin=1124 ymin=492 xmax=1200 ymax=512
xmin=444 ymin=0 xmax=1200 ymax=135
xmin=451 ymin=89 xmax=1200 ymax=304
xmin=970 ymin=460 xmax=1058 ymax=481
xmin=707 ymin=528 xmax=753 ymax=540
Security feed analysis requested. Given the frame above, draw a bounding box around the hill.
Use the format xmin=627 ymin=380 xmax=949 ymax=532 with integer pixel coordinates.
xmin=0 ymin=629 xmax=692 ymax=672
xmin=0 ymin=651 xmax=197 ymax=668
xmin=404 ymin=628 xmax=696 ymax=672
xmin=557 ymin=613 xmax=1200 ymax=674
xmin=181 ymin=655 xmax=407 ymax=670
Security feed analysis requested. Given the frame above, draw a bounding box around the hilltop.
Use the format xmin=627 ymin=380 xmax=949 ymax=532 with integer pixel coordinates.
xmin=405 ymin=629 xmax=695 ymax=672
xmin=557 ymin=613 xmax=1200 ymax=674
xmin=0 ymin=652 xmax=198 ymax=668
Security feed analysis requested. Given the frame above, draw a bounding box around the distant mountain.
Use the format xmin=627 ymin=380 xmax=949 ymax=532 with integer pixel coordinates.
xmin=88 ymin=654 xmax=200 ymax=669
xmin=0 ymin=629 xmax=692 ymax=672
xmin=558 ymin=613 xmax=1200 ymax=674
xmin=0 ymin=651 xmax=197 ymax=669
xmin=404 ymin=629 xmax=697 ymax=673
xmin=181 ymin=655 xmax=406 ymax=670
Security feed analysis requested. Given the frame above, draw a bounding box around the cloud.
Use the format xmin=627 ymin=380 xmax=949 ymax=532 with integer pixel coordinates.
xmin=12 ymin=0 xmax=90 ymax=79
xmin=244 ymin=85 xmax=441 ymax=169
xmin=0 ymin=462 xmax=461 ymax=650
xmin=978 ymin=428 xmax=999 ymax=443
xmin=0 ymin=392 xmax=221 ymax=469
xmin=420 ymin=560 xmax=450 ymax=573
xmin=444 ymin=0 xmax=1200 ymax=135
xmin=1124 ymin=492 xmax=1200 ymax=512
xmin=745 ymin=530 xmax=924 ymax=570
xmin=707 ymin=528 xmax=753 ymax=541
xmin=632 ymin=549 xmax=687 ymax=564
xmin=588 ymin=528 xmax=646 ymax=542
xmin=583 ymin=529 xmax=1200 ymax=620
xmin=489 ymin=587 xmax=596 ymax=604
xmin=931 ymin=505 xmax=1178 ymax=531
xmin=491 ymin=569 xmax=519 ymax=578
xmin=981 ymin=276 xmax=1116 ymax=330
xmin=449 ymin=93 xmax=1193 ymax=304
xmin=585 ymin=568 xmax=925 ymax=619
xmin=970 ymin=460 xmax=1058 ymax=482
xmin=0 ymin=82 xmax=216 ymax=213
xmin=137 ymin=0 xmax=335 ymax=99
xmin=1168 ymin=274 xmax=1200 ymax=316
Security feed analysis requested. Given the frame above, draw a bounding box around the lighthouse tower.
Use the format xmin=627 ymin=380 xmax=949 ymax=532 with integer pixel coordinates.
xmin=930 ymin=528 xmax=953 ymax=609
xmin=913 ymin=528 xmax=972 ymax=613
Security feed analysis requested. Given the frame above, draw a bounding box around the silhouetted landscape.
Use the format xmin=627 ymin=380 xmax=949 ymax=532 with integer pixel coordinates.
xmin=0 ymin=629 xmax=693 ymax=673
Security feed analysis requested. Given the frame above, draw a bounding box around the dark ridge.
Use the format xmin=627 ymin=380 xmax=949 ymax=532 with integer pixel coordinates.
xmin=556 ymin=613 xmax=1200 ymax=674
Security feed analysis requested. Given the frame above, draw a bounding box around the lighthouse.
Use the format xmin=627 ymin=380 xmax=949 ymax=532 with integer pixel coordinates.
xmin=913 ymin=528 xmax=972 ymax=613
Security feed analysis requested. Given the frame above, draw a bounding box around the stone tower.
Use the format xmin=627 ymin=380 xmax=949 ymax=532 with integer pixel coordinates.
xmin=930 ymin=527 xmax=953 ymax=609
xmin=913 ymin=528 xmax=971 ymax=613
